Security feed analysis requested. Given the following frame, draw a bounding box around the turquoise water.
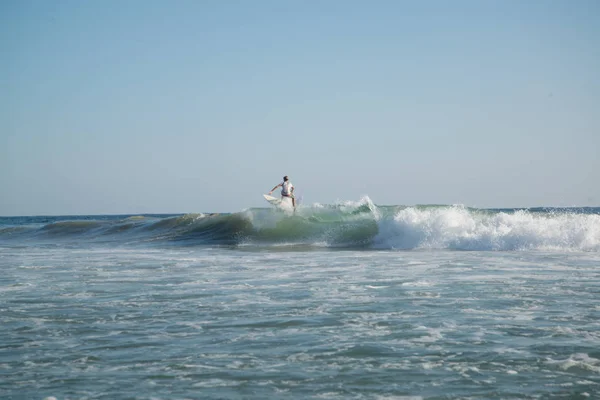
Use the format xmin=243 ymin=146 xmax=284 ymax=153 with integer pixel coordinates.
xmin=1 ymin=203 xmax=600 ymax=399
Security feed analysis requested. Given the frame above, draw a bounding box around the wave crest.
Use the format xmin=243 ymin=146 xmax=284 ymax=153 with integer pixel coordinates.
xmin=1 ymin=201 xmax=599 ymax=251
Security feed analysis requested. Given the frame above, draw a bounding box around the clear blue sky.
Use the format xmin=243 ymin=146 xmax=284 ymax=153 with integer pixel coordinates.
xmin=2 ymin=0 xmax=599 ymax=215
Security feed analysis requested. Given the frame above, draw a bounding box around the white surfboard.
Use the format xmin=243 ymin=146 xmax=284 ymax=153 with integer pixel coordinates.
xmin=263 ymin=194 xmax=282 ymax=206
xmin=263 ymin=194 xmax=296 ymax=211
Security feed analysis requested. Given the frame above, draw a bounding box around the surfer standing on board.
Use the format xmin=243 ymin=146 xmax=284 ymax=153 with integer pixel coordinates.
xmin=269 ymin=176 xmax=296 ymax=210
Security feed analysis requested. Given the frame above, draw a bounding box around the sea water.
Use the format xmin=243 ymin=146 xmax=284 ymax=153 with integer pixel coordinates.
xmin=1 ymin=200 xmax=599 ymax=399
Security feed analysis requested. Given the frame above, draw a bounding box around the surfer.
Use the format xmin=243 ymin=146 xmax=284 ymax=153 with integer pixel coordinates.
xmin=269 ymin=176 xmax=296 ymax=209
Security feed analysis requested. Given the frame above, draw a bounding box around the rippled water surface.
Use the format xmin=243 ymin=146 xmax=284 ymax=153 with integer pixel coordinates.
xmin=1 ymin=246 xmax=599 ymax=399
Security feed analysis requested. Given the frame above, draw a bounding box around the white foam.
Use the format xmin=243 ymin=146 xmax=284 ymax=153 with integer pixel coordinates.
xmin=374 ymin=206 xmax=600 ymax=251
xmin=401 ymin=280 xmax=433 ymax=287
xmin=545 ymin=353 xmax=600 ymax=373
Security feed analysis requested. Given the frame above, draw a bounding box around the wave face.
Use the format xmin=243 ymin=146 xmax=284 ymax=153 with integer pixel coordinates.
xmin=1 ymin=199 xmax=599 ymax=251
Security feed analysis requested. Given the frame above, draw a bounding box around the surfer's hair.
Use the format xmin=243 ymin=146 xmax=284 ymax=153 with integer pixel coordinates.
xmin=283 ymin=176 xmax=288 ymax=181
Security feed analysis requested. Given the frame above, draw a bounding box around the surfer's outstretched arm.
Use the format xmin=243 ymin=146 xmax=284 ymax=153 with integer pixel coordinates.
xmin=269 ymin=183 xmax=282 ymax=194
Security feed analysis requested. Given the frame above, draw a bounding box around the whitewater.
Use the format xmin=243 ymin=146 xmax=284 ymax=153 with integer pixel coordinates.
xmin=1 ymin=198 xmax=599 ymax=399
xmin=1 ymin=198 xmax=599 ymax=251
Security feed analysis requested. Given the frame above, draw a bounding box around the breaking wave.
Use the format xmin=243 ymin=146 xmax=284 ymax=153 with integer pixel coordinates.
xmin=1 ymin=198 xmax=599 ymax=251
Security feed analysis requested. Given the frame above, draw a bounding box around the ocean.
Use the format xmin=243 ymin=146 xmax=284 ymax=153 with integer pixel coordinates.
xmin=1 ymin=198 xmax=599 ymax=399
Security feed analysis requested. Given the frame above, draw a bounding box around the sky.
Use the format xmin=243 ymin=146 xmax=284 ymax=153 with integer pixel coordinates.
xmin=2 ymin=0 xmax=599 ymax=215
